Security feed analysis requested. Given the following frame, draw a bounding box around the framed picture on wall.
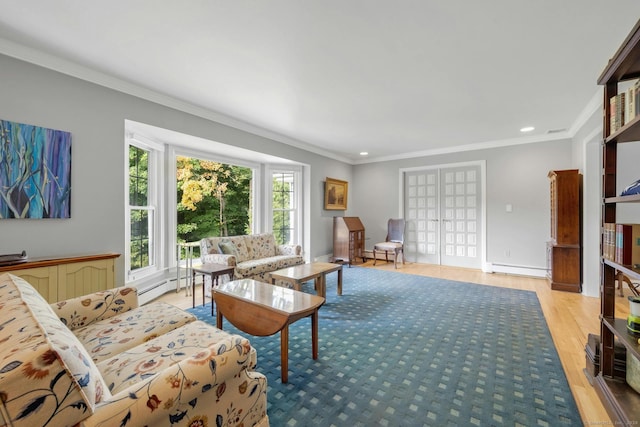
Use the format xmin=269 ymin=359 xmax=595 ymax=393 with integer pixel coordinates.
xmin=324 ymin=177 xmax=348 ymax=210
xmin=0 ymin=119 xmax=72 ymax=219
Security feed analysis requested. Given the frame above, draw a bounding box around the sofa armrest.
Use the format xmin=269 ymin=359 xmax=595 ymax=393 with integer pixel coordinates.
xmin=85 ymin=335 xmax=268 ymax=427
xmin=50 ymin=286 xmax=139 ymax=331
xmin=202 ymin=253 xmax=237 ymax=266
xmin=277 ymin=244 xmax=302 ymax=256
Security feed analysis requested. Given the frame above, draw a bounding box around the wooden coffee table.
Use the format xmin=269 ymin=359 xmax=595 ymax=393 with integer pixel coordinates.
xmin=269 ymin=262 xmax=343 ymax=299
xmin=191 ymin=263 xmax=235 ymax=315
xmin=213 ymin=279 xmax=325 ymax=383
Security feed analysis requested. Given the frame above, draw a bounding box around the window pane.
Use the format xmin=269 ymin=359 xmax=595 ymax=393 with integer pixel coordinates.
xmin=130 ymin=208 xmax=152 ymax=270
xmin=129 ymin=146 xmax=148 ymax=206
xmin=176 ymin=156 xmax=252 ymax=245
xmin=272 ymin=172 xmax=295 ymax=245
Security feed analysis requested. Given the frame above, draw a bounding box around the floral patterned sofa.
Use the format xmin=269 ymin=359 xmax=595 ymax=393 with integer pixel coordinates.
xmin=0 ymin=273 xmax=269 ymax=427
xmin=200 ymin=233 xmax=304 ymax=287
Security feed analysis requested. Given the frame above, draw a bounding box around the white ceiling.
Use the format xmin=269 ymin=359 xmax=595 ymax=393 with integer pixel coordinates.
xmin=0 ymin=1 xmax=639 ymax=163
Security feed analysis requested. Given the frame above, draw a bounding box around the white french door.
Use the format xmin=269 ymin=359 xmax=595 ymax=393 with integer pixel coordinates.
xmin=404 ymin=163 xmax=483 ymax=269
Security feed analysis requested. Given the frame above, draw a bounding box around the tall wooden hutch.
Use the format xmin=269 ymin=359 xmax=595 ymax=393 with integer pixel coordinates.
xmin=547 ymin=169 xmax=582 ymax=292
xmin=594 ymin=18 xmax=640 ymax=423
xmin=332 ymin=216 xmax=365 ymax=266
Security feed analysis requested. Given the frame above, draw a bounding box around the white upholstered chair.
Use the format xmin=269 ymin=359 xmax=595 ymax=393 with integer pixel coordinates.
xmin=373 ymin=218 xmax=405 ymax=269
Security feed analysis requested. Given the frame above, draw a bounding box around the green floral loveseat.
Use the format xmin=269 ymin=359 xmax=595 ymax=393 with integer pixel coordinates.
xmin=0 ymin=273 xmax=269 ymax=427
xmin=200 ymin=233 xmax=304 ymax=287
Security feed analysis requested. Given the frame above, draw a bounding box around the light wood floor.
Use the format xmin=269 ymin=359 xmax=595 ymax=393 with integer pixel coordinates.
xmin=154 ymin=260 xmax=631 ymax=425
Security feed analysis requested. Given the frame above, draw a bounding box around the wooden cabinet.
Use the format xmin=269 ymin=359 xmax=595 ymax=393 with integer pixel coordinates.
xmin=0 ymin=253 xmax=120 ymax=302
xmin=594 ymin=18 xmax=640 ymax=424
xmin=547 ymin=169 xmax=582 ymax=292
xmin=332 ymin=216 xmax=365 ymax=265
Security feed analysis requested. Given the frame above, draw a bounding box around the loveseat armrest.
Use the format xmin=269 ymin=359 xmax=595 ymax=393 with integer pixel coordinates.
xmin=202 ymin=253 xmax=237 ymax=267
xmin=85 ymin=334 xmax=268 ymax=427
xmin=50 ymin=286 xmax=139 ymax=331
xmin=277 ymin=244 xmax=302 ymax=256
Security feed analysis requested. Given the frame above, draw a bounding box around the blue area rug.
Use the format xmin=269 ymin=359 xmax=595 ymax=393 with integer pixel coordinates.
xmin=188 ymin=267 xmax=581 ymax=426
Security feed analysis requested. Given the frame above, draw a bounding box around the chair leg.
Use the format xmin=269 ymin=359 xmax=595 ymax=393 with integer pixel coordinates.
xmin=373 ymin=248 xmax=377 ymax=265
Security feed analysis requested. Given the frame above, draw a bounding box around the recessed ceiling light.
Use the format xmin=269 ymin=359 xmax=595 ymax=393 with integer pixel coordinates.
xmin=360 ymin=152 xmax=368 ymax=156
xmin=520 ymin=126 xmax=535 ymax=133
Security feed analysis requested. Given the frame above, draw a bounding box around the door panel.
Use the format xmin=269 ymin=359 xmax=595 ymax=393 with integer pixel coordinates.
xmin=404 ymin=164 xmax=482 ymax=268
xmin=440 ymin=166 xmax=481 ymax=268
xmin=404 ymin=170 xmax=439 ymax=264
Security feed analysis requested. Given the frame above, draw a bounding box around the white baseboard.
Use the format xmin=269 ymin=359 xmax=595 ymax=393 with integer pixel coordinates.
xmin=485 ymin=262 xmax=547 ymax=278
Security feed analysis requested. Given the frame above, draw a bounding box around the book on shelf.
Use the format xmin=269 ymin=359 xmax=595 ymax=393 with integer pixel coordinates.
xmin=608 ymin=78 xmax=640 ymax=133
xmin=626 ymin=85 xmax=636 ymax=125
xmin=615 ymin=223 xmax=640 ymax=266
xmin=603 ymin=223 xmax=616 ymax=261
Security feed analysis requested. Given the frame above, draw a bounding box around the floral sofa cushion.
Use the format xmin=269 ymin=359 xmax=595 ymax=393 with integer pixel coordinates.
xmin=217 ymin=236 xmax=252 ymax=262
xmin=95 ymin=320 xmax=267 ymax=427
xmin=250 ymin=233 xmax=278 ymax=258
xmin=0 ymin=274 xmax=108 ymax=426
xmin=70 ymin=302 xmax=196 ymax=363
xmin=235 ymin=255 xmax=304 ymax=280
xmin=98 ymin=320 xmax=251 ymax=393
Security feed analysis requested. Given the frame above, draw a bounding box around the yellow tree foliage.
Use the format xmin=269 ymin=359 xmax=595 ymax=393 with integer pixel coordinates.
xmin=177 ymin=156 xmax=230 ymax=211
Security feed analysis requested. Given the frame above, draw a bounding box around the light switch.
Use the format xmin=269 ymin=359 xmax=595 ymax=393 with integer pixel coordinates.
xmin=506 ymin=204 xmax=513 ymax=212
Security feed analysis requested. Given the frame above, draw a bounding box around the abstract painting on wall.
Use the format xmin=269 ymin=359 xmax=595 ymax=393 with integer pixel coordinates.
xmin=0 ymin=119 xmax=71 ymax=219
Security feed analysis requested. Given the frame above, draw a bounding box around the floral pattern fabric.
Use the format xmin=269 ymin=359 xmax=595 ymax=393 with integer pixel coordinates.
xmin=0 ymin=273 xmax=270 ymax=427
xmin=71 ymin=302 xmax=196 ymax=363
xmin=0 ymin=273 xmax=106 ymax=427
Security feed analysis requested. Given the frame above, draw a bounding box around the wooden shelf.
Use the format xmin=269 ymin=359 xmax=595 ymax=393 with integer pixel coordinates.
xmin=603 ymin=259 xmax=640 ymax=281
xmin=604 ymin=194 xmax=640 ymax=204
xmin=602 ymin=317 xmax=640 ymax=359
xmin=605 ymin=115 xmax=640 ymax=144
xmin=594 ymin=374 xmax=640 ymax=425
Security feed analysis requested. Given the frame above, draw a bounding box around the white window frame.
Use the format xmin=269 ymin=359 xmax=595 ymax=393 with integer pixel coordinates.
xmin=266 ymin=165 xmax=303 ymax=246
xmin=125 ymin=134 xmax=165 ymax=282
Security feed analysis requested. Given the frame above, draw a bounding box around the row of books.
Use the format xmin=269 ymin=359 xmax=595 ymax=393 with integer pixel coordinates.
xmin=609 ymin=79 xmax=640 ymax=133
xmin=603 ymin=223 xmax=640 ymax=265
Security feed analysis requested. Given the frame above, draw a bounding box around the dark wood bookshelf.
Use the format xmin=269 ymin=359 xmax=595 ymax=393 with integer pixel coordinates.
xmin=595 ymin=17 xmax=640 ymax=424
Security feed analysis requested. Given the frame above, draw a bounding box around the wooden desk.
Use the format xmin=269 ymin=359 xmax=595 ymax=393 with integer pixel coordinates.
xmin=214 ymin=279 xmax=325 ymax=383
xmin=191 ymin=263 xmax=235 ymax=315
xmin=270 ymin=262 xmax=343 ymax=299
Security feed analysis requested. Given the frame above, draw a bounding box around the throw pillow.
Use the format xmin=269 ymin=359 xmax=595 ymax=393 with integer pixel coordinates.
xmin=218 ymin=241 xmax=237 ymax=256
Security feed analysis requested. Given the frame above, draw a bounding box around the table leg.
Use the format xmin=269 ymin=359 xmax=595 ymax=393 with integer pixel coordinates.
xmin=176 ymin=243 xmax=181 ymax=293
xmin=186 ymin=245 xmax=193 ymax=296
xmin=318 ymin=275 xmax=326 ymax=299
xmin=311 ymin=310 xmax=318 ymax=360
xmin=202 ymin=273 xmax=206 ymax=307
xmin=281 ymin=325 xmax=289 ymax=383
xmin=337 ymin=266 xmax=343 ymax=296
xmin=216 ymin=309 xmax=223 ymax=329
xmin=211 ymin=274 xmax=218 ymax=316
xmin=191 ymin=270 xmax=197 ymax=308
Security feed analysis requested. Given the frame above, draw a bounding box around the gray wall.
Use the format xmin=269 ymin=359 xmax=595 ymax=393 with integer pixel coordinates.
xmin=352 ymin=140 xmax=574 ymax=270
xmin=0 ymin=54 xmax=352 ymax=283
xmin=1 ymin=53 xmax=583 ymax=286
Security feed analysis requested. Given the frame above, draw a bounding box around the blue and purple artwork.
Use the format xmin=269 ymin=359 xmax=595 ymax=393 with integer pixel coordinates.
xmin=0 ymin=119 xmax=71 ymax=219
